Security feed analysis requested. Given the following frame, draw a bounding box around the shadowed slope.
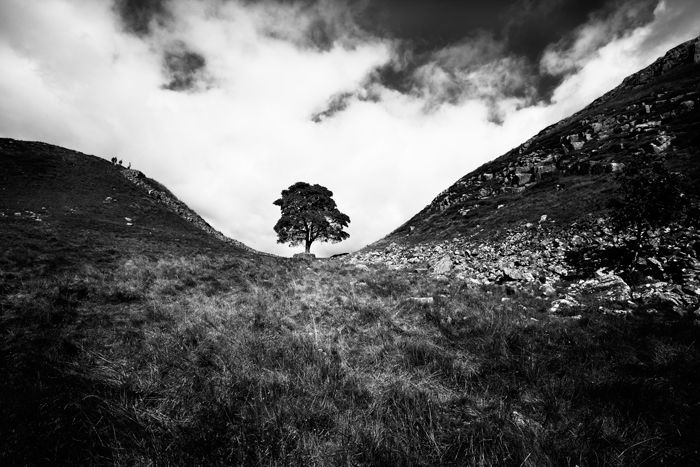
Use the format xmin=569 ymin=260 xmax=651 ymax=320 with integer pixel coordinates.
xmin=0 ymin=138 xmax=253 ymax=268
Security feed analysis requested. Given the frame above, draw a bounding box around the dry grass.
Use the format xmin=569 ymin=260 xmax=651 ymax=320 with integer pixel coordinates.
xmin=2 ymin=251 xmax=700 ymax=465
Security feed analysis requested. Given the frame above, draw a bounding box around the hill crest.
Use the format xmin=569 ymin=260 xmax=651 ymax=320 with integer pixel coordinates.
xmin=0 ymin=138 xmax=256 ymax=262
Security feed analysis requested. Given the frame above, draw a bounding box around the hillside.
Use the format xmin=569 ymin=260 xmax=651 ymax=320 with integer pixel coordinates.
xmin=0 ymin=138 xmax=253 ymax=267
xmin=386 ymin=36 xmax=700 ymax=244
xmin=2 ymin=39 xmax=700 ymax=466
xmin=352 ymin=37 xmax=700 ymax=300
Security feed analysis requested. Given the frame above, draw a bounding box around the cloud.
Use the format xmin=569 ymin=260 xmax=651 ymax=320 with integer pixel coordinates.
xmin=0 ymin=0 xmax=699 ymax=257
xmin=161 ymin=41 xmax=208 ymax=91
xmin=540 ymin=0 xmax=658 ymax=76
xmin=113 ymin=0 xmax=171 ymax=36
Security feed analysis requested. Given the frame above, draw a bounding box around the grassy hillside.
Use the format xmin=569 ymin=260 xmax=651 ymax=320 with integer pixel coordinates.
xmin=2 ymin=245 xmax=699 ymax=465
xmin=2 ymin=37 xmax=700 ymax=464
xmin=0 ymin=137 xmax=699 ymax=464
xmin=0 ymin=138 xmax=247 ymax=261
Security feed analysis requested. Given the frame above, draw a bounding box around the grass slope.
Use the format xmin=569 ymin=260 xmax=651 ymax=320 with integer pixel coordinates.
xmin=2 ymin=129 xmax=700 ymax=464
xmin=0 ymin=138 xmax=242 ymax=258
xmin=2 ymin=231 xmax=699 ymax=464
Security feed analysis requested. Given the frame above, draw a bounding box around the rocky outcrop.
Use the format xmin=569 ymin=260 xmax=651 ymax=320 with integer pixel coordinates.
xmin=351 ymin=220 xmax=576 ymax=287
xmin=120 ymin=168 xmax=255 ymax=252
xmin=388 ymin=36 xmax=699 ymax=233
xmin=351 ymin=36 xmax=700 ymax=317
xmin=350 ymin=217 xmax=700 ymax=315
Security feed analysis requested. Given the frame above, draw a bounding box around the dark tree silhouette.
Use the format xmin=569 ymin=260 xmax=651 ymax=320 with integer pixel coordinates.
xmin=609 ymin=153 xmax=686 ymax=254
xmin=273 ymin=182 xmax=350 ymax=254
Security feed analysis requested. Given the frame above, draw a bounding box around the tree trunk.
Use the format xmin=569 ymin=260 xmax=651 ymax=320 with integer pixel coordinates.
xmin=305 ymin=239 xmax=311 ymax=253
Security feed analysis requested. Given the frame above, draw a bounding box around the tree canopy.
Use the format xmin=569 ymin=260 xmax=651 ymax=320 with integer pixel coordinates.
xmin=273 ymin=182 xmax=350 ymax=254
xmin=609 ymin=154 xmax=686 ymax=245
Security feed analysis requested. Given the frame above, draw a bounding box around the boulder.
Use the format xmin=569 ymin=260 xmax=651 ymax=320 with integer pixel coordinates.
xmin=581 ymin=271 xmax=631 ymax=302
xmin=500 ymin=267 xmax=535 ymax=283
xmin=540 ymin=284 xmax=557 ymax=297
xmin=516 ymin=173 xmax=532 ymax=186
xmin=433 ymin=256 xmax=453 ymax=275
xmin=636 ymin=283 xmax=690 ymax=317
xmin=549 ymin=296 xmax=581 ymax=313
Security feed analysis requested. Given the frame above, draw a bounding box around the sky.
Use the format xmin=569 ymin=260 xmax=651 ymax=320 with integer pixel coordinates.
xmin=0 ymin=0 xmax=699 ymax=256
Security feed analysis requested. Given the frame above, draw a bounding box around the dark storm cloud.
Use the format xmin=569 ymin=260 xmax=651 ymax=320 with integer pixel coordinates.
xmin=162 ymin=42 xmax=208 ymax=92
xmin=301 ymin=0 xmax=661 ymax=120
xmin=111 ymin=0 xmax=659 ymax=108
xmin=503 ymin=0 xmax=609 ymax=60
xmin=356 ymin=0 xmax=658 ymax=100
xmin=113 ymin=0 xmax=171 ymax=36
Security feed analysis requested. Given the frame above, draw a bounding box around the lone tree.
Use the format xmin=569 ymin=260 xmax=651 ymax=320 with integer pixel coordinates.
xmin=609 ymin=153 xmax=686 ymax=255
xmin=273 ymin=182 xmax=350 ymax=254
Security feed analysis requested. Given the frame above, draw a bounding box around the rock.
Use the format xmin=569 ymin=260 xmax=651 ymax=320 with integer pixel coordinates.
xmin=581 ymin=272 xmax=631 ymax=302
xmin=651 ymin=133 xmax=672 ymax=153
xmin=550 ymin=265 xmax=568 ymax=276
xmin=432 ymin=256 xmax=453 ymax=275
xmin=636 ymin=283 xmax=690 ymax=317
xmin=648 ymin=257 xmax=665 ymax=275
xmin=500 ymin=267 xmax=535 ymax=283
xmin=539 ymin=215 xmax=548 ymax=223
xmin=549 ymin=296 xmax=581 ymax=313
xmin=571 ymin=235 xmax=585 ymax=247
xmin=540 ymin=284 xmax=557 ymax=297
xmin=516 ymin=173 xmax=532 ymax=185
xmin=609 ymin=162 xmax=625 ymax=173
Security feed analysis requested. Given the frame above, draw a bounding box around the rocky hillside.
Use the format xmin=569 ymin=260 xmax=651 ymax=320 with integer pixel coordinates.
xmin=0 ymin=138 xmax=253 ymax=262
xmin=351 ymin=36 xmax=700 ymax=316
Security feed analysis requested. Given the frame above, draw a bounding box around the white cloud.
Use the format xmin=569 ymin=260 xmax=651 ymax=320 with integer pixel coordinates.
xmin=0 ymin=0 xmax=699 ymax=256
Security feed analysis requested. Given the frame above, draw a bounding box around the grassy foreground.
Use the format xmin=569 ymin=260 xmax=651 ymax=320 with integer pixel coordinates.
xmin=2 ymin=246 xmax=700 ymax=465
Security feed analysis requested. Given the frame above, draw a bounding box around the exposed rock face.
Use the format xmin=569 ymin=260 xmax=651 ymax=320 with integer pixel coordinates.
xmin=351 ymin=220 xmax=576 ymax=286
xmin=120 ymin=168 xmax=255 ymax=252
